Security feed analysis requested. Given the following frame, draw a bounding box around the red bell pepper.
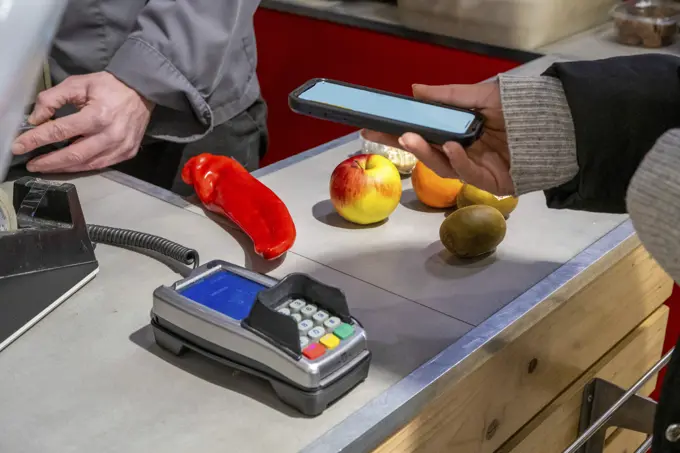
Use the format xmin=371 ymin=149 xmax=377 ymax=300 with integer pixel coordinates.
xmin=182 ymin=153 xmax=296 ymax=260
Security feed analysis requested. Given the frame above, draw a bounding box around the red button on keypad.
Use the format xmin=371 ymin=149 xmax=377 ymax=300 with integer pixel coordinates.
xmin=302 ymin=343 xmax=325 ymax=360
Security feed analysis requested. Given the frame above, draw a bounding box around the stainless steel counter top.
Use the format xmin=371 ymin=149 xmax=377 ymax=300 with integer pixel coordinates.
xmin=90 ymin=51 xmax=630 ymax=451
xmin=1 ymin=31 xmax=677 ymax=453
xmin=98 ymin=123 xmax=632 ymax=453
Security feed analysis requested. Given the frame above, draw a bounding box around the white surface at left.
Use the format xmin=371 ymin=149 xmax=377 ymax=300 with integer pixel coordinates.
xmin=0 ymin=0 xmax=67 ymax=181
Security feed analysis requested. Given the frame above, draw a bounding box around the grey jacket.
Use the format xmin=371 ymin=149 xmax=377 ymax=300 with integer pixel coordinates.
xmin=51 ymin=0 xmax=262 ymax=143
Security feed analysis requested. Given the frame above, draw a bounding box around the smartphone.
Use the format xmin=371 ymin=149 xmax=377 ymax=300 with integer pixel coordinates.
xmin=289 ymin=78 xmax=484 ymax=147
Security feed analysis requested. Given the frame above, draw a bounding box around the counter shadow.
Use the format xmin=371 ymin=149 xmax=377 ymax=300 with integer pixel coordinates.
xmin=349 ymin=304 xmax=473 ymax=381
xmin=197 ymin=208 xmax=287 ymax=275
xmin=317 ymin=245 xmax=576 ymax=385
xmin=312 ymin=199 xmax=388 ymax=229
xmin=320 ymin=244 xmax=562 ymax=326
xmin=423 ymin=239 xmax=498 ymax=275
xmin=129 ymin=325 xmax=306 ymax=418
xmin=399 ymin=188 xmax=455 ymax=216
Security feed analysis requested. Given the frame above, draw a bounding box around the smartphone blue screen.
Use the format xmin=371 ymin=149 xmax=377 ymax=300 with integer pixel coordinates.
xmin=180 ymin=270 xmax=266 ymax=321
xmin=299 ymin=81 xmax=475 ymax=134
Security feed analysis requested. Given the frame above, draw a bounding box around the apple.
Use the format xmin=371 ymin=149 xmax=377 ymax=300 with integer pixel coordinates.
xmin=329 ymin=154 xmax=402 ymax=225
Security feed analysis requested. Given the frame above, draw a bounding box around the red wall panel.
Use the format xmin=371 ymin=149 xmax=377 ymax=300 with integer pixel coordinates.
xmin=254 ymin=9 xmax=521 ymax=166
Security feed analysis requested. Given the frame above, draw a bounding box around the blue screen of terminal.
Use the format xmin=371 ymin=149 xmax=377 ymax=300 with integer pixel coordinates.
xmin=179 ymin=270 xmax=266 ymax=321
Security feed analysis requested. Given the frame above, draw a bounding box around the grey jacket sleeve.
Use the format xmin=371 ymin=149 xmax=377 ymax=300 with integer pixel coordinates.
xmin=105 ymin=0 xmax=259 ymax=143
xmin=498 ymin=73 xmax=680 ymax=284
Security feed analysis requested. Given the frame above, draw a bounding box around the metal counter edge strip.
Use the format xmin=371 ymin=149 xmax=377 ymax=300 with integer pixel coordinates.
xmin=300 ymin=218 xmax=635 ymax=453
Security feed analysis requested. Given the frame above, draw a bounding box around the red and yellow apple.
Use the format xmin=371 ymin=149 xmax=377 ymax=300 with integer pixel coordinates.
xmin=329 ymin=154 xmax=402 ymax=225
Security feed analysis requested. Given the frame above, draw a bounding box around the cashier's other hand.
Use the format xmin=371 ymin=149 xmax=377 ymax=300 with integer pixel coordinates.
xmin=362 ymin=82 xmax=514 ymax=196
xmin=12 ymin=71 xmax=154 ymax=173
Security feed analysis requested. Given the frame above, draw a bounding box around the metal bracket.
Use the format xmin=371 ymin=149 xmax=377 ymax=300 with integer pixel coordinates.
xmin=577 ymin=378 xmax=657 ymax=453
xmin=562 ymin=348 xmax=675 ymax=453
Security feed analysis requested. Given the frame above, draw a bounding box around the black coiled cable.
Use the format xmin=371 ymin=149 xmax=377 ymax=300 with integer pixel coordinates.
xmin=86 ymin=224 xmax=200 ymax=269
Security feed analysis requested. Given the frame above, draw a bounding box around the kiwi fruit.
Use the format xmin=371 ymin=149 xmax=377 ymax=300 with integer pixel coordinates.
xmin=439 ymin=205 xmax=507 ymax=258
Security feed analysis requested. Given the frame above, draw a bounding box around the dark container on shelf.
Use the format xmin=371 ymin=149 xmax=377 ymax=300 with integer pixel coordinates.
xmin=612 ymin=0 xmax=680 ymax=48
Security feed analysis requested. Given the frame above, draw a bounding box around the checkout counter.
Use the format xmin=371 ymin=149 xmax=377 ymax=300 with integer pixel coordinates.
xmin=0 ymin=6 xmax=677 ymax=453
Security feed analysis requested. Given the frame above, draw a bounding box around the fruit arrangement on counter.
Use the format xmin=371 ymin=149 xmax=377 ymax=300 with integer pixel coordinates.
xmin=182 ymin=142 xmax=518 ymax=264
xmin=330 ymin=140 xmax=518 ymax=260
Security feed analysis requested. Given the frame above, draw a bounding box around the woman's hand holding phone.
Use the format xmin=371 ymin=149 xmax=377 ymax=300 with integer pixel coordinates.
xmin=363 ymin=82 xmax=515 ymax=196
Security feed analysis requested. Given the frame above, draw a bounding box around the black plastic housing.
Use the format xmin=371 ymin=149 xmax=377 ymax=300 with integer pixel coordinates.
xmin=243 ymin=273 xmax=352 ymax=357
xmin=0 ymin=177 xmax=98 ymax=347
xmin=289 ymin=78 xmax=485 ymax=147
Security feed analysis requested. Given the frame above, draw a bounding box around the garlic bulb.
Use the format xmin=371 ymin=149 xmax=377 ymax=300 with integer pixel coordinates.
xmin=362 ymin=139 xmax=417 ymax=175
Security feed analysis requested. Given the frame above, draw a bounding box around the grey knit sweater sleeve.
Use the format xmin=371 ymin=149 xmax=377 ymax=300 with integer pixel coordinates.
xmin=498 ymin=74 xmax=579 ymax=195
xmin=498 ymin=74 xmax=680 ymax=282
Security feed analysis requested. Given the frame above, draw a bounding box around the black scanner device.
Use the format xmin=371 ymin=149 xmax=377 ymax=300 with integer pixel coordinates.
xmin=0 ymin=177 xmax=99 ymax=350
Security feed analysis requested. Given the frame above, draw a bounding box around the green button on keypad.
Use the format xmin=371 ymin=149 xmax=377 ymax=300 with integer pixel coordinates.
xmin=333 ymin=323 xmax=354 ymax=340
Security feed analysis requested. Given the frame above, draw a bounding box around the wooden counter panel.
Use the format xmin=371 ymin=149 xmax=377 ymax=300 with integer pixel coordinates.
xmin=498 ymin=304 xmax=668 ymax=453
xmin=603 ymin=428 xmax=648 ymax=453
xmin=372 ymin=243 xmax=672 ymax=453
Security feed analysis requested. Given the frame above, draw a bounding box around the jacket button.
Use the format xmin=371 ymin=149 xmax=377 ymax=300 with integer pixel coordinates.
xmin=666 ymin=424 xmax=680 ymax=442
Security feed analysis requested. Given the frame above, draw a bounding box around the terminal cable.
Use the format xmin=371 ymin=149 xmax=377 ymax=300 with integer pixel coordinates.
xmin=86 ymin=224 xmax=200 ymax=270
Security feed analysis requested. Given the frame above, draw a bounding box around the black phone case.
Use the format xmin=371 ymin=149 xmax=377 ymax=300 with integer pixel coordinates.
xmin=289 ymin=78 xmax=485 ymax=147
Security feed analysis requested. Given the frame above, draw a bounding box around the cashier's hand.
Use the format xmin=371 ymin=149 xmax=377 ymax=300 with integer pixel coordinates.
xmin=12 ymin=71 xmax=154 ymax=173
xmin=362 ymin=82 xmax=513 ymax=196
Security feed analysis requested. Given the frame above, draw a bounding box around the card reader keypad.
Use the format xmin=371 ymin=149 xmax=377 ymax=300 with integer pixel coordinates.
xmin=307 ymin=326 xmax=325 ymax=340
xmin=298 ymin=319 xmax=314 ymax=334
xmin=324 ymin=317 xmax=341 ymax=331
xmin=288 ymin=299 xmax=306 ymax=313
xmin=301 ymin=304 xmax=318 ymax=318
xmin=278 ymin=298 xmax=356 ymax=361
xmin=312 ymin=310 xmax=329 ymax=325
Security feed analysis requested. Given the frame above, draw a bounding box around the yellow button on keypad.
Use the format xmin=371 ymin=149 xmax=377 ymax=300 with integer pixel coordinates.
xmin=319 ymin=334 xmax=340 ymax=350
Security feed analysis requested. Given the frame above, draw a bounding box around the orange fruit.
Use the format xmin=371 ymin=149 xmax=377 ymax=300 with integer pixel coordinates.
xmin=411 ymin=161 xmax=463 ymax=208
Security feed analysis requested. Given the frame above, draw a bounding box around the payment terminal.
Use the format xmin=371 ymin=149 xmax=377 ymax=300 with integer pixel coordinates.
xmin=150 ymin=260 xmax=371 ymax=416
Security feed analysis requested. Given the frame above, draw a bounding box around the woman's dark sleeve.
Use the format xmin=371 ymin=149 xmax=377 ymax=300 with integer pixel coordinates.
xmin=500 ymin=56 xmax=680 ymax=453
xmin=542 ymin=54 xmax=680 ymax=213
